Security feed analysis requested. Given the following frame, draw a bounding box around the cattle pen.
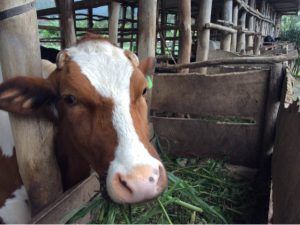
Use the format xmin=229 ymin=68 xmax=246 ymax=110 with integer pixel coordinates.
xmin=0 ymin=0 xmax=299 ymax=223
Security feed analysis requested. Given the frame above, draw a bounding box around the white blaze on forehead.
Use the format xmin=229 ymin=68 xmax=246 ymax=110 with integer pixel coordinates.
xmin=0 ymin=185 xmax=31 ymax=224
xmin=67 ymin=40 xmax=161 ymax=173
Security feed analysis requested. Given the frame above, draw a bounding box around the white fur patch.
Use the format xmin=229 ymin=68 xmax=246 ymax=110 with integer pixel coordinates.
xmin=0 ymin=185 xmax=31 ymax=224
xmin=0 ymin=110 xmax=14 ymax=157
xmin=67 ymin=41 xmax=161 ymax=187
xmin=0 ymin=67 xmax=14 ymax=157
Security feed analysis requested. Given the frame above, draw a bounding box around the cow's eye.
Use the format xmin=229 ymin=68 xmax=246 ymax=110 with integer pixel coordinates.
xmin=142 ymin=88 xmax=147 ymax=96
xmin=63 ymin=94 xmax=77 ymax=106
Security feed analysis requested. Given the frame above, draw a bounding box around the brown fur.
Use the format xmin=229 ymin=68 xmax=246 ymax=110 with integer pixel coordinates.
xmin=0 ymin=148 xmax=22 ymax=208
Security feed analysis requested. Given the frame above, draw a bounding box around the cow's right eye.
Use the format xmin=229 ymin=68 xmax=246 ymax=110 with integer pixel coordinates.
xmin=63 ymin=94 xmax=77 ymax=106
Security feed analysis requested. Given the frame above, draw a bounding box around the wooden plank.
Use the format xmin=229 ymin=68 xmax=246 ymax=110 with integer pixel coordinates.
xmin=0 ymin=0 xmax=62 ymax=214
xmin=151 ymin=70 xmax=270 ymax=121
xmin=152 ymin=117 xmax=261 ymax=167
xmin=272 ymin=101 xmax=300 ymax=223
xmin=32 ymin=173 xmax=99 ymax=224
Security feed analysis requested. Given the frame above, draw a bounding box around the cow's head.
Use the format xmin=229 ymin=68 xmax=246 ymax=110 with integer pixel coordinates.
xmin=0 ymin=35 xmax=167 ymax=203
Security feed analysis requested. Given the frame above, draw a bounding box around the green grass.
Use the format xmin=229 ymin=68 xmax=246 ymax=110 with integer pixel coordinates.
xmin=62 ymin=136 xmax=256 ymax=224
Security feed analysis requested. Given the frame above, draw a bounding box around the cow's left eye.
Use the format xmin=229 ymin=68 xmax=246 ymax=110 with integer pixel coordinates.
xmin=142 ymin=88 xmax=147 ymax=96
xmin=63 ymin=94 xmax=77 ymax=106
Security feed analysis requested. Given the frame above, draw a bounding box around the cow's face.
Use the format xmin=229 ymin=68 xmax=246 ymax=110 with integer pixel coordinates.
xmin=0 ymin=36 xmax=167 ymax=203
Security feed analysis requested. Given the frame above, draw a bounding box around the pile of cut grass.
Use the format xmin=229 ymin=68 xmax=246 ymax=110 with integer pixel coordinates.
xmin=62 ymin=139 xmax=256 ymax=224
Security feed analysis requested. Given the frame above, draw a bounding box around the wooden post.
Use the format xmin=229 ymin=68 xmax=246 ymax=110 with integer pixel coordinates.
xmin=274 ymin=14 xmax=281 ymax=38
xmin=231 ymin=4 xmax=238 ymax=52
xmin=196 ymin=0 xmax=213 ymax=74
xmin=171 ymin=13 xmax=178 ymax=55
xmin=221 ymin=0 xmax=233 ymax=51
xmin=108 ymin=0 xmax=120 ymax=45
xmin=58 ymin=0 xmax=76 ymax=48
xmin=178 ymin=0 xmax=192 ymax=73
xmin=0 ymin=0 xmax=62 ymax=214
xmin=87 ymin=7 xmax=93 ymax=30
xmin=160 ymin=0 xmax=166 ymax=55
xmin=130 ymin=6 xmax=134 ymax=51
xmin=138 ymin=0 xmax=157 ymax=60
xmin=237 ymin=11 xmax=247 ymax=54
xmin=246 ymin=0 xmax=255 ymax=54
xmin=120 ymin=5 xmax=127 ymax=48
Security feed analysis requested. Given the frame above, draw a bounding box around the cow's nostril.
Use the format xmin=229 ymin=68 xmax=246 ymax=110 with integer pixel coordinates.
xmin=118 ymin=174 xmax=133 ymax=194
xmin=149 ymin=176 xmax=155 ymax=182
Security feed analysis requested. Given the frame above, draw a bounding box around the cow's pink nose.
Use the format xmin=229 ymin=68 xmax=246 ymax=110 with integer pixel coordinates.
xmin=109 ymin=164 xmax=167 ymax=203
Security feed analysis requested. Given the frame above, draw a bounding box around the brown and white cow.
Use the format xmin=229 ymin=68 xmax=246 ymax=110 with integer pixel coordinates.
xmin=0 ymin=34 xmax=167 ymax=223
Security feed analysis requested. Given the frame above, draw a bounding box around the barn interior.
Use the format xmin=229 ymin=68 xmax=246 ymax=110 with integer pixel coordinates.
xmin=0 ymin=0 xmax=300 ymax=223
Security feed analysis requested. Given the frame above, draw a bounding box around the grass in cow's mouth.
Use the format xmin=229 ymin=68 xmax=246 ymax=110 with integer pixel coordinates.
xmin=61 ymin=137 xmax=257 ymax=224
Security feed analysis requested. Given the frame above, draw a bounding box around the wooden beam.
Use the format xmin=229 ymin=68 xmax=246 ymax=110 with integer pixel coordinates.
xmin=37 ymin=0 xmax=110 ymax=17
xmin=108 ymin=0 xmax=120 ymax=45
xmin=137 ymin=0 xmax=157 ymax=60
xmin=178 ymin=0 xmax=192 ymax=73
xmin=205 ymin=23 xmax=237 ymax=33
xmin=221 ymin=0 xmax=233 ymax=51
xmin=157 ymin=52 xmax=298 ymax=71
xmin=58 ymin=0 xmax=76 ymax=48
xmin=196 ymin=0 xmax=213 ymax=74
xmin=0 ymin=0 xmax=63 ymax=214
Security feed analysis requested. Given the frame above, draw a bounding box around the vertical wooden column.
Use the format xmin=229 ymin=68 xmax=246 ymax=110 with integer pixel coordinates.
xmin=129 ymin=6 xmax=134 ymax=51
xmin=178 ymin=0 xmax=191 ymax=73
xmin=237 ymin=11 xmax=246 ymax=54
xmin=109 ymin=0 xmax=120 ymax=45
xmin=58 ymin=0 xmax=76 ymax=48
xmin=138 ymin=0 xmax=157 ymax=60
xmin=120 ymin=6 xmax=127 ymax=48
xmin=196 ymin=0 xmax=213 ymax=74
xmin=160 ymin=0 xmax=166 ymax=55
xmin=88 ymin=8 xmax=93 ymax=30
xmin=247 ymin=0 xmax=255 ymax=54
xmin=171 ymin=13 xmax=178 ymax=55
xmin=0 ymin=0 xmax=62 ymax=214
xmin=231 ymin=4 xmax=239 ymax=52
xmin=274 ymin=14 xmax=281 ymax=38
xmin=221 ymin=0 xmax=233 ymax=51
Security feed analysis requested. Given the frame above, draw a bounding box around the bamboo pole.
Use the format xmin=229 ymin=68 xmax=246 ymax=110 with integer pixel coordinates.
xmin=0 ymin=0 xmax=62 ymax=214
xmin=58 ymin=0 xmax=76 ymax=48
xmin=178 ymin=0 xmax=192 ymax=73
xmin=196 ymin=0 xmax=213 ymax=74
xmin=221 ymin=0 xmax=233 ymax=51
xmin=108 ymin=1 xmax=120 ymax=45
xmin=231 ymin=4 xmax=239 ymax=52
xmin=137 ymin=0 xmax=157 ymax=60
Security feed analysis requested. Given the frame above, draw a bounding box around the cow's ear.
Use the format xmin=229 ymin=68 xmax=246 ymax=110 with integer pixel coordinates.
xmin=138 ymin=57 xmax=156 ymax=76
xmin=0 ymin=76 xmax=58 ymax=115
